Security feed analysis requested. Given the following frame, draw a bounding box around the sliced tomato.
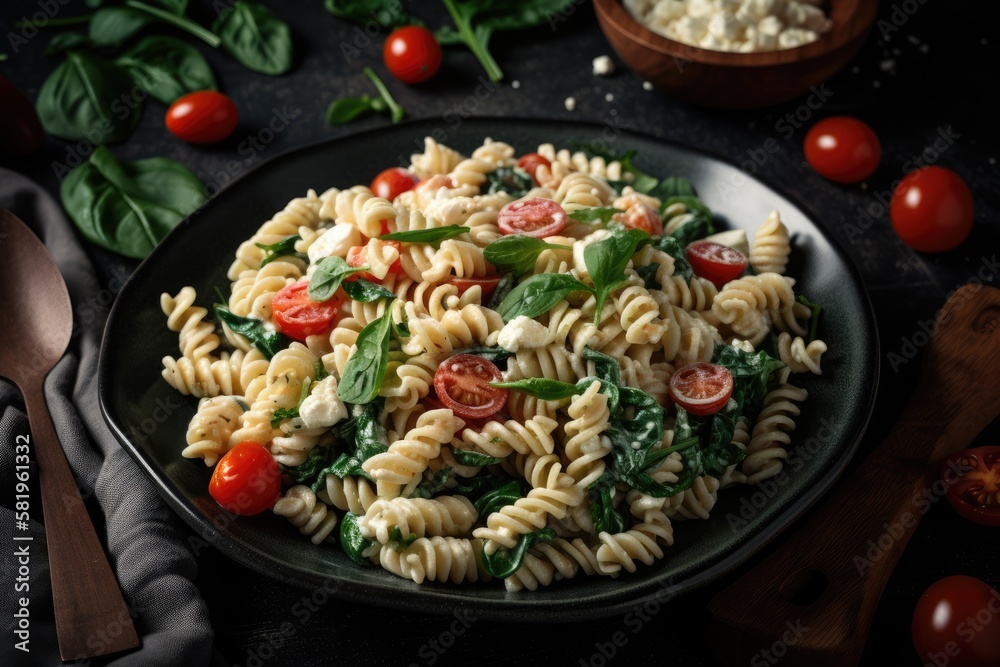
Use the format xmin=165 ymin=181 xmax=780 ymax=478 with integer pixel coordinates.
xmin=943 ymin=446 xmax=1000 ymax=526
xmin=517 ymin=153 xmax=552 ymax=185
xmin=371 ymin=167 xmax=419 ymax=202
xmin=449 ymin=276 xmax=502 ymax=302
xmin=433 ymin=354 xmax=508 ymax=420
xmin=209 ymin=442 xmax=281 ymax=515
xmin=616 ymin=203 xmax=663 ymax=236
xmin=686 ymin=240 xmax=749 ymax=287
xmin=272 ymin=282 xmax=342 ymax=340
xmin=669 ymin=362 xmax=734 ymax=416
xmin=497 ymin=198 xmax=567 ymax=238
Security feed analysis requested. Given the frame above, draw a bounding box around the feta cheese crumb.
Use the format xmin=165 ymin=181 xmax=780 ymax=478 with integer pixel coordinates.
xmin=511 ymin=80 xmax=521 ymax=89
xmin=592 ymin=55 xmax=615 ymax=76
xmin=564 ymin=96 xmax=576 ymax=111
xmin=298 ymin=375 xmax=347 ymax=429
xmin=605 ymin=93 xmax=614 ymax=102
xmin=497 ymin=316 xmax=553 ymax=353
xmin=642 ymin=80 xmax=654 ymax=91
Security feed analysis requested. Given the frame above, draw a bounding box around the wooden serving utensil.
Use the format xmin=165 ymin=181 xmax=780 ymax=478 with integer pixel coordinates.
xmin=0 ymin=210 xmax=140 ymax=660
xmin=708 ymin=284 xmax=1000 ymax=665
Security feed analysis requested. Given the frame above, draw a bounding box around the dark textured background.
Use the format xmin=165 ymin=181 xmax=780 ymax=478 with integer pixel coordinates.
xmin=1 ymin=0 xmax=997 ymax=665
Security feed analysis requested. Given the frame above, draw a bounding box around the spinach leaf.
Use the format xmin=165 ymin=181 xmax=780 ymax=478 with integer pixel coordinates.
xmin=316 ymin=402 xmax=387 ymax=485
xmin=407 ymin=468 xmax=452 ymax=499
xmin=472 ymin=479 xmax=526 ymax=518
xmin=114 ymin=35 xmax=217 ymax=105
xmin=309 ymin=256 xmax=368 ymax=302
xmin=388 ymin=526 xmax=420 ymax=551
xmin=713 ymin=345 xmax=785 ymax=420
xmin=666 ymin=209 xmax=715 ymax=248
xmin=481 ymin=528 xmax=556 ymax=578
xmin=454 ymin=345 xmax=512 ymax=363
xmin=324 ymin=0 xmax=421 ymax=28
xmin=649 ymin=176 xmax=696 ymax=201
xmin=337 ymin=313 xmax=393 ymax=404
xmin=486 ymin=272 xmax=516 ymax=309
xmin=497 ymin=273 xmax=592 ymax=322
xmin=255 ymin=235 xmax=306 ymax=267
xmin=451 ymin=449 xmax=502 ymax=467
xmin=339 ymin=513 xmax=374 ymax=566
xmin=342 ymin=278 xmax=398 ymax=303
xmin=583 ymin=227 xmax=650 ymax=324
xmin=568 ymin=207 xmax=624 ymax=225
xmin=589 ymin=471 xmax=625 ymax=534
xmin=60 ymin=145 xmax=207 ymax=258
xmin=491 ymin=377 xmax=583 ymax=401
xmin=37 ymin=51 xmax=139 ymax=144
xmin=582 ymin=346 xmax=621 ymax=384
xmin=288 ymin=442 xmax=337 ymax=485
xmin=438 ymin=0 xmax=574 ymax=83
xmin=483 ymin=235 xmax=570 ymax=276
xmin=485 ymin=167 xmax=532 ymax=198
xmin=91 ymin=2 xmax=221 ymax=47
xmin=650 ymin=234 xmax=693 ymax=281
xmin=214 ymin=304 xmax=289 ymax=359
xmin=44 ymin=33 xmax=93 ymax=56
xmin=378 ymin=224 xmax=467 ymax=244
xmin=212 ymin=1 xmax=292 ymax=75
xmin=326 ymin=66 xmax=404 ymax=124
xmin=798 ymin=295 xmax=822 ymax=343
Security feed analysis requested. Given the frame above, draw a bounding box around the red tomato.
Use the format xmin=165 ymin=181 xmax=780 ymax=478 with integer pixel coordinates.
xmin=0 ymin=75 xmax=45 ymax=156
xmin=165 ymin=90 xmax=239 ymax=144
xmin=209 ymin=442 xmax=281 ymax=515
xmin=804 ymin=116 xmax=881 ymax=183
xmin=686 ymin=241 xmax=748 ymax=287
xmin=450 ymin=276 xmax=502 ymax=302
xmin=669 ymin=362 xmax=734 ymax=416
xmin=517 ymin=153 xmax=552 ymax=185
xmin=371 ymin=167 xmax=418 ymax=202
xmin=616 ymin=203 xmax=663 ymax=236
xmin=891 ymin=166 xmax=975 ymax=253
xmin=942 ymin=447 xmax=1000 ymax=526
xmin=272 ymin=281 xmax=342 ymax=341
xmin=383 ymin=26 xmax=442 ymax=84
xmin=497 ymin=198 xmax=567 ymax=238
xmin=433 ymin=354 xmax=508 ymax=420
xmin=912 ymin=575 xmax=1000 ymax=667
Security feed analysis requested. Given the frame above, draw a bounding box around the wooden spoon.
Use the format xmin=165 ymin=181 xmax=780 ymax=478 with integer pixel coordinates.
xmin=708 ymin=284 xmax=1000 ymax=665
xmin=0 ymin=210 xmax=139 ymax=660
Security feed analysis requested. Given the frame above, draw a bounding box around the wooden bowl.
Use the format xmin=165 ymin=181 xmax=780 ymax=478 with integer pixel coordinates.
xmin=594 ymin=0 xmax=877 ymax=109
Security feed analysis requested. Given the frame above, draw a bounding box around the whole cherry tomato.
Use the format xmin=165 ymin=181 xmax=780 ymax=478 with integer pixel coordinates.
xmin=804 ymin=116 xmax=881 ymax=183
xmin=891 ymin=166 xmax=975 ymax=253
xmin=383 ymin=26 xmax=442 ymax=84
xmin=209 ymin=442 xmax=281 ymax=515
xmin=165 ymin=90 xmax=239 ymax=144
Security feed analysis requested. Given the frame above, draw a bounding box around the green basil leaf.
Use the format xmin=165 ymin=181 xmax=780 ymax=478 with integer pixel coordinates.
xmin=497 ymin=273 xmax=592 ymax=322
xmin=378 ymin=224 xmax=467 ymax=244
xmin=650 ymin=234 xmax=693 ymax=281
xmin=583 ymin=227 xmax=651 ymax=324
xmin=324 ymin=0 xmax=421 ymax=28
xmin=214 ymin=304 xmax=289 ymax=359
xmin=342 ymin=278 xmax=398 ymax=303
xmin=649 ymin=176 xmax=697 ymax=200
xmin=89 ymin=7 xmax=157 ymax=46
xmin=482 ymin=528 xmax=556 ymax=578
xmin=486 ymin=166 xmax=532 ymax=198
xmin=212 ymin=1 xmax=292 ymax=76
xmin=37 ymin=51 xmax=139 ymax=144
xmin=44 ymin=32 xmax=93 ymax=56
xmin=362 ymin=66 xmax=404 ymax=123
xmin=308 ymin=256 xmax=367 ymax=302
xmin=326 ymin=96 xmax=376 ymax=125
xmin=114 ymin=35 xmax=217 ymax=105
xmin=337 ymin=313 xmax=392 ymax=405
xmin=799 ymin=295 xmax=822 ymax=343
xmin=491 ymin=378 xmax=583 ymax=401
xmin=60 ymin=146 xmax=207 ymax=258
xmin=451 ymin=449 xmax=501 ymax=467
xmin=568 ymin=207 xmax=624 ymax=225
xmin=483 ymin=235 xmax=570 ymax=276
xmin=255 ymin=235 xmax=306 ymax=267
xmin=339 ymin=513 xmax=375 ymax=566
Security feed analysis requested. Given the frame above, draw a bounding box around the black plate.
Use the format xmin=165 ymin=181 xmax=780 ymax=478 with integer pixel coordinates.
xmin=99 ymin=117 xmax=878 ymax=621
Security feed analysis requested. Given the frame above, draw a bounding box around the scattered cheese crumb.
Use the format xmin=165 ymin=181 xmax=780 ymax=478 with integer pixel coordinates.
xmin=511 ymin=80 xmax=521 ymax=89
xmin=879 ymin=59 xmax=895 ymax=71
xmin=605 ymin=93 xmax=614 ymax=102
xmin=564 ymin=96 xmax=576 ymax=111
xmin=642 ymin=80 xmax=654 ymax=91
xmin=592 ymin=55 xmax=615 ymax=76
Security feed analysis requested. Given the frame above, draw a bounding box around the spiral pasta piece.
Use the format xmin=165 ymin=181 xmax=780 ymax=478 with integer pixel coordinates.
xmin=359 ymin=496 xmax=478 ymax=544
xmin=596 ymin=511 xmax=675 ymax=574
xmin=362 ymin=409 xmax=465 ymax=498
xmin=273 ymin=485 xmax=339 ymax=545
xmin=183 ymin=395 xmax=246 ymax=465
xmin=379 ymin=536 xmax=488 ymax=585
xmin=750 ymin=210 xmax=791 ymax=275
xmin=742 ymin=384 xmax=808 ymax=484
xmin=777 ymin=332 xmax=828 ymax=375
xmin=563 ymin=381 xmax=611 ymax=489
xmin=410 ymin=137 xmax=464 ymax=179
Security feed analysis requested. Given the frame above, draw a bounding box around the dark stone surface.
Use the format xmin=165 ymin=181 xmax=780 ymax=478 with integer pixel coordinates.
xmin=1 ymin=0 xmax=996 ymax=665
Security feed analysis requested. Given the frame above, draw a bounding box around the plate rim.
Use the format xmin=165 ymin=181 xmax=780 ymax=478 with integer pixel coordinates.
xmin=98 ymin=116 xmax=879 ymax=621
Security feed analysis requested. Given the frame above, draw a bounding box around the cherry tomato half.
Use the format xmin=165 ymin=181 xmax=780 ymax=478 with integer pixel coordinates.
xmin=669 ymin=362 xmax=734 ymax=416
xmin=497 ymin=198 xmax=567 ymax=238
xmin=209 ymin=441 xmax=282 ymax=515
xmin=433 ymin=354 xmax=508 ymax=420
xmin=912 ymin=575 xmax=1000 ymax=667
xmin=0 ymin=75 xmax=45 ymax=156
xmin=517 ymin=153 xmax=552 ymax=185
xmin=371 ymin=167 xmax=419 ymax=202
xmin=165 ymin=90 xmax=239 ymax=144
xmin=450 ymin=276 xmax=502 ymax=302
xmin=686 ymin=241 xmax=748 ymax=287
xmin=615 ymin=203 xmax=663 ymax=236
xmin=383 ymin=26 xmax=442 ymax=84
xmin=942 ymin=447 xmax=1000 ymax=526
xmin=272 ymin=281 xmax=342 ymax=341
xmin=891 ymin=166 xmax=975 ymax=253
xmin=804 ymin=116 xmax=881 ymax=183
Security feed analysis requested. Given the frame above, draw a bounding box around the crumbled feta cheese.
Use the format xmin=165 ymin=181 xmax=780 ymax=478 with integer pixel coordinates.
xmin=605 ymin=93 xmax=614 ymax=102
xmin=307 ymin=223 xmax=361 ymax=264
xmin=511 ymin=80 xmax=521 ymax=89
xmin=592 ymin=55 xmax=615 ymax=76
xmin=298 ymin=375 xmax=347 ymax=429
xmin=564 ymin=96 xmax=576 ymax=111
xmin=642 ymin=80 xmax=654 ymax=91
xmin=497 ymin=316 xmax=553 ymax=353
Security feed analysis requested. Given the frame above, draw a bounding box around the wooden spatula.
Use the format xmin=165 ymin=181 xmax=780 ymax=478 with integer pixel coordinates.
xmin=708 ymin=284 xmax=1000 ymax=665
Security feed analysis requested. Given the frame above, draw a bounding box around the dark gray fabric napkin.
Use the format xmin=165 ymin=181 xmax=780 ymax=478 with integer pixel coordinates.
xmin=1 ymin=167 xmax=213 ymax=667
